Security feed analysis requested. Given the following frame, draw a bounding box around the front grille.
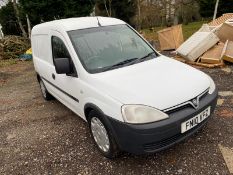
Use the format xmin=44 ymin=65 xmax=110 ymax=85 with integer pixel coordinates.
xmin=143 ymin=133 xmax=181 ymax=151
xmin=165 ymin=103 xmax=191 ymax=114
xmin=199 ymin=90 xmax=208 ymax=100
xmin=164 ymin=89 xmax=209 ymax=114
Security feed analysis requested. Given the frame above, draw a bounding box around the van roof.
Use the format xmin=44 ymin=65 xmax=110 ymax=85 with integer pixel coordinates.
xmin=31 ymin=17 xmax=126 ymax=35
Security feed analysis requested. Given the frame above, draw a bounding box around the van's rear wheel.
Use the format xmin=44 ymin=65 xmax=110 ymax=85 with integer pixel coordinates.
xmin=39 ymin=79 xmax=53 ymax=100
xmin=87 ymin=110 xmax=120 ymax=159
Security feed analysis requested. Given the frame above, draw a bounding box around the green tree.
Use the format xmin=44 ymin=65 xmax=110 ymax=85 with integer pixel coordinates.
xmin=112 ymin=0 xmax=136 ymax=24
xmin=218 ymin=0 xmax=233 ymax=16
xmin=95 ymin=0 xmax=137 ymax=25
xmin=0 ymin=2 xmax=23 ymax=35
xmin=19 ymin=0 xmax=65 ymax=25
xmin=19 ymin=0 xmax=94 ymax=26
xmin=199 ymin=0 xmax=233 ymax=18
xmin=64 ymin=0 xmax=94 ymax=18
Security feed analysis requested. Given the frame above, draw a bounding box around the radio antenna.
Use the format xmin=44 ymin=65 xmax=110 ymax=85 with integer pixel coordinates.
xmin=96 ymin=17 xmax=101 ymax=27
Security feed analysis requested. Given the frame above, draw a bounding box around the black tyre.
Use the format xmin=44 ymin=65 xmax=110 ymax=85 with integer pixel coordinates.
xmin=87 ymin=110 xmax=120 ymax=159
xmin=39 ymin=79 xmax=54 ymax=101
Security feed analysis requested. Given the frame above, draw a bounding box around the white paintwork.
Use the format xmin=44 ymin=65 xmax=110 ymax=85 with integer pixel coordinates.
xmin=90 ymin=56 xmax=210 ymax=110
xmin=32 ymin=17 xmax=212 ymax=123
xmin=32 ymin=17 xmax=125 ymax=34
xmin=177 ymin=31 xmax=219 ymax=61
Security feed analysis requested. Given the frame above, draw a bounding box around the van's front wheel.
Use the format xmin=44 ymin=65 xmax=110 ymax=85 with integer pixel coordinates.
xmin=39 ymin=79 xmax=53 ymax=100
xmin=87 ymin=110 xmax=120 ymax=159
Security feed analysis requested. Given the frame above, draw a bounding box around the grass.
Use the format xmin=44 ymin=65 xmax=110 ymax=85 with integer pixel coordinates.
xmin=182 ymin=21 xmax=209 ymax=40
xmin=0 ymin=59 xmax=18 ymax=68
xmin=142 ymin=20 xmax=209 ymax=41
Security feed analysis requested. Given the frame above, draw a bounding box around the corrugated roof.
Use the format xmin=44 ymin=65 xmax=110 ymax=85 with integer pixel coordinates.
xmin=209 ymin=13 xmax=233 ymax=26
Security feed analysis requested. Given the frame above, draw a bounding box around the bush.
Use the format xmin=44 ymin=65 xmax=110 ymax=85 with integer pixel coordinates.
xmin=0 ymin=35 xmax=30 ymax=60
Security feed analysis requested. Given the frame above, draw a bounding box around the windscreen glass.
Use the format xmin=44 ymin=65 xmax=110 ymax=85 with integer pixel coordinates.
xmin=68 ymin=25 xmax=156 ymax=73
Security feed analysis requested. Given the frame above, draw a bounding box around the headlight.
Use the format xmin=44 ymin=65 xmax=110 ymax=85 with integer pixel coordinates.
xmin=121 ymin=105 xmax=169 ymax=124
xmin=208 ymin=76 xmax=216 ymax=94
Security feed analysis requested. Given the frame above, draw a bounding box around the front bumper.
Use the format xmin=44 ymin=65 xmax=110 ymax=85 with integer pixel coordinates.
xmin=106 ymin=89 xmax=218 ymax=154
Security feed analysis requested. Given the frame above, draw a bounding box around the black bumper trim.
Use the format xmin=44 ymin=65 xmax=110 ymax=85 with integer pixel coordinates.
xmin=105 ymin=89 xmax=218 ymax=154
xmin=143 ymin=117 xmax=208 ymax=152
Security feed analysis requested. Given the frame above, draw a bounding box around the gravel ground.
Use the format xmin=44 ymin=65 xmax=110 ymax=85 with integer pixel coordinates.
xmin=0 ymin=60 xmax=233 ymax=175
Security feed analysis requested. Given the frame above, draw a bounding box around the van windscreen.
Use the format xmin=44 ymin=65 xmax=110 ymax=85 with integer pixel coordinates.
xmin=68 ymin=25 xmax=156 ymax=73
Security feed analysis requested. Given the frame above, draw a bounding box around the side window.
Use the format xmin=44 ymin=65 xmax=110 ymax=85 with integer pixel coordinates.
xmin=52 ymin=36 xmax=71 ymax=59
xmin=51 ymin=36 xmax=76 ymax=75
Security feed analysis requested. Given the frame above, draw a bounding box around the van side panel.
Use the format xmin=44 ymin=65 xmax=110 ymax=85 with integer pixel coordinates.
xmin=31 ymin=26 xmax=123 ymax=122
xmin=32 ymin=34 xmax=56 ymax=94
xmin=32 ymin=31 xmax=85 ymax=119
xmin=32 ymin=34 xmax=52 ymax=66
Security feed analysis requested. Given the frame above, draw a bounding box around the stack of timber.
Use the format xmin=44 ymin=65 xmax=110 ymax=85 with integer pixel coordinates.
xmin=176 ymin=30 xmax=219 ymax=62
xmin=174 ymin=13 xmax=233 ymax=68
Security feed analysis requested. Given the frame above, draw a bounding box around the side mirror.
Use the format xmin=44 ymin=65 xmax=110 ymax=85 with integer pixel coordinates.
xmin=54 ymin=58 xmax=72 ymax=74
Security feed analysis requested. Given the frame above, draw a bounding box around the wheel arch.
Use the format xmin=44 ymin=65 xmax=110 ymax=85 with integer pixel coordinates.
xmin=84 ymin=102 xmax=121 ymax=150
xmin=36 ymin=72 xmax=40 ymax=82
xmin=84 ymin=103 xmax=105 ymax=121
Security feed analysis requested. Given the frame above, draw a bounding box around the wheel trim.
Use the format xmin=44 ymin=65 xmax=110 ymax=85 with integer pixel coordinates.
xmin=91 ymin=117 xmax=110 ymax=153
xmin=40 ymin=81 xmax=47 ymax=98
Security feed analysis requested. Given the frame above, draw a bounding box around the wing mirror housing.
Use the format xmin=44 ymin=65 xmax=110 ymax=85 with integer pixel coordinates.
xmin=54 ymin=58 xmax=72 ymax=74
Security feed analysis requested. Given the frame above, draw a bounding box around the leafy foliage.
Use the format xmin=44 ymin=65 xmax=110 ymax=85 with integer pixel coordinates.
xmin=199 ymin=0 xmax=233 ymax=17
xmin=19 ymin=0 xmax=94 ymax=26
xmin=0 ymin=0 xmax=232 ymax=36
xmin=0 ymin=2 xmax=21 ymax=35
xmin=64 ymin=0 xmax=94 ymax=18
xmin=95 ymin=0 xmax=137 ymax=25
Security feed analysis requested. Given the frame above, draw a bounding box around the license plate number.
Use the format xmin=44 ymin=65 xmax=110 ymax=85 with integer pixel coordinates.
xmin=181 ymin=107 xmax=211 ymax=133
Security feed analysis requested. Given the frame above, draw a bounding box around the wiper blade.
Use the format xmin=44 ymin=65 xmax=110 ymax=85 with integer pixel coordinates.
xmin=103 ymin=57 xmax=138 ymax=70
xmin=132 ymin=52 xmax=156 ymax=63
xmin=102 ymin=52 xmax=156 ymax=71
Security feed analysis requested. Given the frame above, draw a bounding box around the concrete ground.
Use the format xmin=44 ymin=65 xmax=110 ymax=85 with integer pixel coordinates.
xmin=0 ymin=61 xmax=233 ymax=175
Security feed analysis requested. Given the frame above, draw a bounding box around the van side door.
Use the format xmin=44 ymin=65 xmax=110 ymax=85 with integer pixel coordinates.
xmin=44 ymin=30 xmax=82 ymax=116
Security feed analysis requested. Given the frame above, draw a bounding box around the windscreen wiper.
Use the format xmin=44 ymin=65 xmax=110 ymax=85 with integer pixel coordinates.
xmin=131 ymin=52 xmax=156 ymax=64
xmin=103 ymin=57 xmax=138 ymax=71
xmin=102 ymin=52 xmax=156 ymax=71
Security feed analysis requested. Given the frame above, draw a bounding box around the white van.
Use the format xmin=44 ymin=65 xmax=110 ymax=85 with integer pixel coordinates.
xmin=31 ymin=17 xmax=218 ymax=158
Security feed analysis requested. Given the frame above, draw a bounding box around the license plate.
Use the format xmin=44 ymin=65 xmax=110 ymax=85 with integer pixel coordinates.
xmin=181 ymin=106 xmax=211 ymax=133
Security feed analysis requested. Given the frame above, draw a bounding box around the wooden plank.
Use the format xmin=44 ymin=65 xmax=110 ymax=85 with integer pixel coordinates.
xmin=187 ymin=61 xmax=224 ymax=68
xmin=198 ymin=24 xmax=211 ymax=32
xmin=158 ymin=28 xmax=175 ymax=50
xmin=200 ymin=42 xmax=225 ymax=64
xmin=216 ymin=23 xmax=233 ymax=42
xmin=174 ymin=55 xmax=186 ymax=62
xmin=157 ymin=25 xmax=183 ymax=51
xmin=222 ymin=40 xmax=233 ymax=63
xmin=172 ymin=25 xmax=184 ymax=49
xmin=173 ymin=55 xmax=224 ymax=68
xmin=176 ymin=31 xmax=219 ymax=61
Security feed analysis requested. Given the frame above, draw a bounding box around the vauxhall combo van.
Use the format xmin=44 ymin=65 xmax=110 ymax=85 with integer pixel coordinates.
xmin=32 ymin=17 xmax=218 ymax=158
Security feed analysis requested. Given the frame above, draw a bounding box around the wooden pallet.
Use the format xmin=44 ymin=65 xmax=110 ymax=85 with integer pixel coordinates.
xmin=199 ymin=42 xmax=225 ymax=64
xmin=174 ymin=55 xmax=225 ymax=68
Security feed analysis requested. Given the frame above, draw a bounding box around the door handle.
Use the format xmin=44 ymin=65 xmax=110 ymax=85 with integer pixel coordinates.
xmin=52 ymin=73 xmax=55 ymax=80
